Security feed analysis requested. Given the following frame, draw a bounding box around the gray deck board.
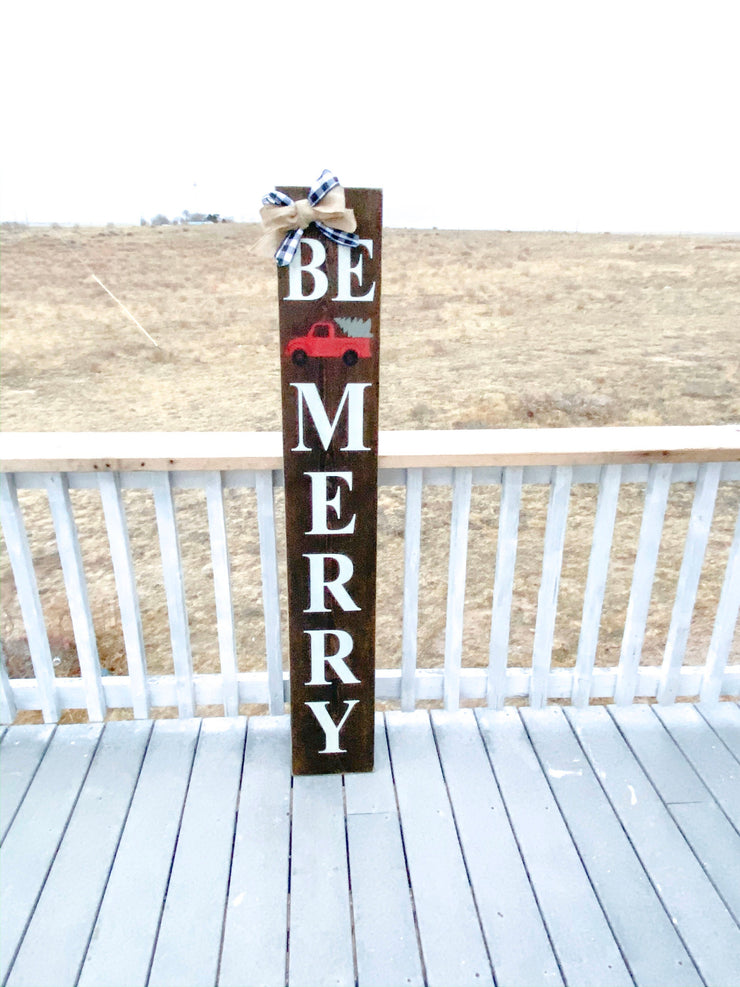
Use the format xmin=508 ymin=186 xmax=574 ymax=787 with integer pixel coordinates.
xmin=611 ymin=703 xmax=740 ymax=924
xmin=345 ymin=716 xmax=424 ymax=987
xmin=523 ymin=706 xmax=701 ymax=987
xmin=431 ymin=709 xmax=563 ymax=987
xmin=477 ymin=707 xmax=632 ymax=987
xmin=288 ymin=774 xmax=354 ymax=987
xmin=1 ymin=705 xmax=738 ymax=987
xmin=78 ymin=719 xmax=201 ymax=987
xmin=219 ymin=716 xmax=292 ymax=987
xmin=0 ymin=723 xmax=56 ymax=843
xmin=387 ymin=709 xmax=494 ymax=987
xmin=567 ymin=705 xmax=740 ymax=987
xmin=653 ymin=704 xmax=740 ymax=828
xmin=149 ymin=718 xmax=246 ymax=987
xmin=697 ymin=701 xmax=740 ymax=760
xmin=0 ymin=722 xmax=102 ymax=984
xmin=7 ymin=721 xmax=152 ymax=987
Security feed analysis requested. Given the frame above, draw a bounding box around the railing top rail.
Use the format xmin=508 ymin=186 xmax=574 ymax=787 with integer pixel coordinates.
xmin=0 ymin=425 xmax=738 ymax=473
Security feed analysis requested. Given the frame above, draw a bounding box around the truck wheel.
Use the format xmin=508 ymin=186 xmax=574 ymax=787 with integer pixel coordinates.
xmin=343 ymin=350 xmax=358 ymax=367
xmin=292 ymin=349 xmax=308 ymax=367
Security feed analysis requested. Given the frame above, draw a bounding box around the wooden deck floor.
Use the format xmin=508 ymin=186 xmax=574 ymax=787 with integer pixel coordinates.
xmin=1 ymin=704 xmax=739 ymax=987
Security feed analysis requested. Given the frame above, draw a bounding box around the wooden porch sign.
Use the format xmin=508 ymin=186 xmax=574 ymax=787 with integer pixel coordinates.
xmin=264 ymin=177 xmax=382 ymax=774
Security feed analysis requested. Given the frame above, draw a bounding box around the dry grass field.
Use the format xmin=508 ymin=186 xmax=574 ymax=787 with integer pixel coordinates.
xmin=1 ymin=222 xmax=738 ymax=718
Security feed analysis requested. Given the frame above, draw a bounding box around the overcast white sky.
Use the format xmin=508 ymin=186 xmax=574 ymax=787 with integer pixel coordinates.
xmin=1 ymin=0 xmax=738 ymax=232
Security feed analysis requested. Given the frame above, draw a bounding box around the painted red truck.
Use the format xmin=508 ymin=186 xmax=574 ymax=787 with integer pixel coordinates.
xmin=284 ymin=320 xmax=373 ymax=367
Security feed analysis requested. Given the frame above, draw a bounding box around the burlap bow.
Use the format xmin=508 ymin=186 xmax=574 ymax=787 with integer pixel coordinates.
xmin=254 ymin=170 xmax=359 ymax=266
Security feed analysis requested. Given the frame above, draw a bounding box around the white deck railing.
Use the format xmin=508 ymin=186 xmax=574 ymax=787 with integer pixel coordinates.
xmin=1 ymin=427 xmax=738 ymax=723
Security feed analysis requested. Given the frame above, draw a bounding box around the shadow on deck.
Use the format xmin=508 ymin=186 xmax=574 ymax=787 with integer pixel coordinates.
xmin=1 ymin=704 xmax=739 ymax=987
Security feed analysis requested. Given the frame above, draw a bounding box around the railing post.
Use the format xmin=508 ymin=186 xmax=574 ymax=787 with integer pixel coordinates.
xmin=700 ymin=500 xmax=740 ymax=704
xmin=530 ymin=466 xmax=572 ymax=708
xmin=401 ymin=468 xmax=423 ymax=712
xmin=0 ymin=473 xmax=59 ymax=722
xmin=98 ymin=472 xmax=150 ymax=718
xmin=44 ymin=472 xmax=107 ymax=721
xmin=0 ymin=644 xmax=18 ymax=724
xmin=205 ymin=471 xmax=239 ymax=717
xmin=572 ymin=464 xmax=622 ymax=707
xmin=444 ymin=467 xmax=473 ymax=711
xmin=152 ymin=472 xmax=195 ymax=718
xmin=614 ymin=463 xmax=672 ymax=705
xmin=487 ymin=466 xmax=522 ymax=709
xmin=658 ymin=462 xmax=721 ymax=704
xmin=256 ymin=469 xmax=285 ymax=715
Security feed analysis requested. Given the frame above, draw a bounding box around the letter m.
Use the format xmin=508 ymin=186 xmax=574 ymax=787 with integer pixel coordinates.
xmin=291 ymin=383 xmax=371 ymax=452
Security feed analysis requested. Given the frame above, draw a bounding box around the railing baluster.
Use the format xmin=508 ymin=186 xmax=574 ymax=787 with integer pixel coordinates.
xmin=658 ymin=462 xmax=722 ymax=704
xmin=614 ymin=462 xmax=673 ymax=705
xmin=0 ymin=644 xmax=18 ymax=724
xmin=205 ymin=471 xmax=239 ymax=717
xmin=401 ymin=468 xmax=423 ymax=711
xmin=152 ymin=472 xmax=194 ymax=718
xmin=531 ymin=466 xmax=572 ymax=708
xmin=256 ymin=469 xmax=285 ymax=714
xmin=0 ymin=473 xmax=59 ymax=722
xmin=444 ymin=467 xmax=473 ymax=711
xmin=44 ymin=472 xmax=107 ymax=721
xmin=700 ymin=499 xmax=740 ymax=704
xmin=487 ymin=466 xmax=523 ymax=709
xmin=572 ymin=464 xmax=622 ymax=707
xmin=98 ymin=472 xmax=150 ymax=718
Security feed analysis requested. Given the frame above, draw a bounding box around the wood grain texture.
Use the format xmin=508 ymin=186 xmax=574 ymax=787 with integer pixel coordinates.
xmin=2 ymin=424 xmax=738 ymax=472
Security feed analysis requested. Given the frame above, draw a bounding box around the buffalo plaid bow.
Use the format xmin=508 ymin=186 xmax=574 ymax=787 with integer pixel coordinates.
xmin=261 ymin=170 xmax=359 ymax=267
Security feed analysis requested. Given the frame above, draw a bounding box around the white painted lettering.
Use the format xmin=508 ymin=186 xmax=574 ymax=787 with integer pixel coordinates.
xmin=286 ymin=238 xmax=328 ymax=300
xmin=306 ymin=471 xmax=355 ymax=535
xmin=304 ymin=553 xmax=361 ymax=613
xmin=305 ymin=699 xmax=360 ymax=753
xmin=334 ymin=240 xmax=376 ymax=302
xmin=304 ymin=630 xmax=359 ymax=685
xmin=291 ymin=383 xmax=371 ymax=452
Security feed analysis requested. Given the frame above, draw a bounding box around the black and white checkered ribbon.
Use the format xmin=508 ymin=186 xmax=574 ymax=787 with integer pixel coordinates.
xmin=261 ymin=170 xmax=359 ymax=267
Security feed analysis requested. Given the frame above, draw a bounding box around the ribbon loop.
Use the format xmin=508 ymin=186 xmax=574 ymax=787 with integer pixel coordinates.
xmin=255 ymin=170 xmax=359 ymax=266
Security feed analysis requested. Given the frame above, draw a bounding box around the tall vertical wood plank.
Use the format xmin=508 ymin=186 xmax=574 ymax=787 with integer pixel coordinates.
xmin=531 ymin=467 xmax=572 ymax=708
xmin=401 ymin=468 xmax=423 ymax=711
xmin=44 ymin=472 xmax=107 ymax=721
xmin=572 ymin=464 xmax=622 ymax=706
xmin=444 ymin=467 xmax=473 ymax=711
xmin=700 ymin=501 xmax=740 ymax=703
xmin=98 ymin=471 xmax=149 ymax=717
xmin=152 ymin=471 xmax=194 ymax=717
xmin=0 ymin=473 xmax=59 ymax=722
xmin=658 ymin=462 xmax=722 ymax=704
xmin=487 ymin=466 xmax=523 ymax=709
xmin=256 ymin=469 xmax=285 ymax=714
xmin=205 ymin=471 xmax=239 ymax=716
xmin=614 ymin=462 xmax=672 ymax=705
xmin=278 ymin=185 xmax=381 ymax=774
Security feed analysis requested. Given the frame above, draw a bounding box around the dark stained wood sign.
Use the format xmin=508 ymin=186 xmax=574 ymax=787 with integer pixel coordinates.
xmin=276 ymin=185 xmax=382 ymax=775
